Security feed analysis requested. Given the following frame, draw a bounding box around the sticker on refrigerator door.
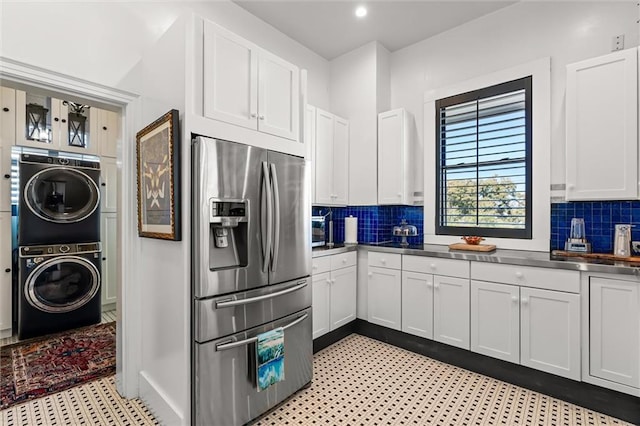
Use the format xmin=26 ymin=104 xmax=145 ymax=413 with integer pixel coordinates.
xmin=256 ymin=327 xmax=285 ymax=391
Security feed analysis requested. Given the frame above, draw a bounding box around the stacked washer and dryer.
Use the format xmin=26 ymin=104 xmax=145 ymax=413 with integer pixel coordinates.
xmin=16 ymin=153 xmax=102 ymax=339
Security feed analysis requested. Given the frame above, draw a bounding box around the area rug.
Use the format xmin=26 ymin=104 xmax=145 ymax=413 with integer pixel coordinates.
xmin=0 ymin=322 xmax=115 ymax=410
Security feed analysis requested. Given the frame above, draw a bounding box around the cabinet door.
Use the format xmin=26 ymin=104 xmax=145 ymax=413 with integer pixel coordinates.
xmin=50 ymin=98 xmax=69 ymax=151
xmin=0 ymin=87 xmax=16 ymax=147
xmin=257 ymin=50 xmax=299 ymax=141
xmin=367 ymin=266 xmax=401 ymax=330
xmin=470 ymin=280 xmax=520 ymax=363
xmin=589 ymin=277 xmax=640 ymax=388
xmin=101 ymin=213 xmax=117 ymax=307
xmin=520 ymin=287 xmax=580 ymax=380
xmin=566 ymin=48 xmax=638 ymax=200
xmin=314 ymin=109 xmax=334 ymax=205
xmin=203 ymin=20 xmax=258 ymax=131
xmin=96 ymin=109 xmax=119 ymax=158
xmin=0 ymin=212 xmax=12 ymax=334
xmin=378 ymin=109 xmax=404 ymax=205
xmin=433 ymin=275 xmax=470 ymax=350
xmin=332 ymin=116 xmax=349 ymax=205
xmin=305 ymin=105 xmax=316 ymax=201
xmin=330 ymin=265 xmax=357 ymax=330
xmin=312 ymin=271 xmax=331 ymax=339
xmin=100 ymin=157 xmax=117 ymax=213
xmin=401 ymin=271 xmax=433 ymax=339
xmin=0 ymin=144 xmax=11 ymax=212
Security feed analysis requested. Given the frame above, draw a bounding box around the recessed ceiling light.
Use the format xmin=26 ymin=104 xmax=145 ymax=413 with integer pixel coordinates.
xmin=355 ymin=6 xmax=367 ymax=18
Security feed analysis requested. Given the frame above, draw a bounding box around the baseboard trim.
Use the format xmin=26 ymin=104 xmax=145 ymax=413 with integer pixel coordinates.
xmin=139 ymin=371 xmax=184 ymax=426
xmin=312 ymin=321 xmax=357 ymax=353
xmin=350 ymin=320 xmax=639 ymax=425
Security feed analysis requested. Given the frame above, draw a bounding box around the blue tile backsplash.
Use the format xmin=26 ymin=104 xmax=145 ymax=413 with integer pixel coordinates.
xmin=551 ymin=201 xmax=640 ymax=253
xmin=312 ymin=205 xmax=424 ymax=245
xmin=315 ymin=200 xmax=640 ymax=253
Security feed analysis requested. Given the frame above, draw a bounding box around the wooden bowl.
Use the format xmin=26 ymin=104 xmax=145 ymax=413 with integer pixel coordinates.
xmin=462 ymin=236 xmax=485 ymax=245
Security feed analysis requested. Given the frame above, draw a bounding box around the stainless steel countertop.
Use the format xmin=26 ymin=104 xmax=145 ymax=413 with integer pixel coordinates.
xmin=312 ymin=244 xmax=358 ymax=258
xmin=346 ymin=243 xmax=640 ymax=277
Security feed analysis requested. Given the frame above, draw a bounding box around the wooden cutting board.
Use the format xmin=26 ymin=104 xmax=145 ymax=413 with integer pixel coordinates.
xmin=449 ymin=243 xmax=497 ymax=252
xmin=551 ymin=250 xmax=640 ymax=263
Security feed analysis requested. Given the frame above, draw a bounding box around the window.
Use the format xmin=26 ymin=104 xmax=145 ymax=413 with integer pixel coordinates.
xmin=435 ymin=76 xmax=532 ymax=239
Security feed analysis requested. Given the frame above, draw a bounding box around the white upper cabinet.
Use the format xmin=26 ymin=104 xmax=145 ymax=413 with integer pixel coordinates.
xmin=0 ymin=87 xmax=16 ymax=148
xmin=92 ymin=108 xmax=120 ymax=158
xmin=305 ymin=105 xmax=316 ymax=200
xmin=566 ymin=48 xmax=638 ymax=200
xmin=203 ymin=20 xmax=299 ymax=142
xmin=378 ymin=108 xmax=415 ymax=205
xmin=15 ymin=90 xmax=99 ymax=155
xmin=313 ymin=107 xmax=349 ymax=206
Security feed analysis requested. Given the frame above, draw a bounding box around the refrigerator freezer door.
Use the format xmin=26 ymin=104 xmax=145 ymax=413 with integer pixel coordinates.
xmin=193 ymin=137 xmax=269 ymax=298
xmin=194 ymin=307 xmax=312 ymax=426
xmin=267 ymin=150 xmax=311 ymax=284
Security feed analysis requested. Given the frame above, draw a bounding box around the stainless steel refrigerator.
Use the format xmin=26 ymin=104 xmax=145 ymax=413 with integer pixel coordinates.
xmin=191 ymin=136 xmax=312 ymax=426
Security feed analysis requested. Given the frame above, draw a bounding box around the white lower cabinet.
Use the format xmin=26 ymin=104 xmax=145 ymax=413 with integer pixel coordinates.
xmin=100 ymin=213 xmax=117 ymax=307
xmin=312 ymin=271 xmax=331 ymax=339
xmin=401 ymin=271 xmax=433 ymax=339
xmin=470 ymin=280 xmax=520 ymax=363
xmin=368 ymin=266 xmax=401 ymax=330
xmin=368 ymin=253 xmax=402 ymax=331
xmin=471 ymin=263 xmax=581 ymax=380
xmin=433 ymin=275 xmax=470 ymax=350
xmin=520 ymin=287 xmax=580 ymax=380
xmin=585 ymin=275 xmax=640 ymax=393
xmin=312 ymin=252 xmax=357 ymax=339
xmin=0 ymin=212 xmax=12 ymax=337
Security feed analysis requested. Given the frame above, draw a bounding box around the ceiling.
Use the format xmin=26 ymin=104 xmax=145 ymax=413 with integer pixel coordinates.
xmin=233 ymin=1 xmax=517 ymax=60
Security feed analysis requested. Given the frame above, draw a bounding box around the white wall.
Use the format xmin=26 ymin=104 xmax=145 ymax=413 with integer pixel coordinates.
xmin=390 ymin=1 xmax=639 ymax=196
xmin=0 ymin=1 xmax=330 ymax=109
xmin=330 ymin=41 xmax=390 ymax=205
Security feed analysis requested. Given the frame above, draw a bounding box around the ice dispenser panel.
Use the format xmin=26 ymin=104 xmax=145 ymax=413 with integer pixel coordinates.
xmin=209 ymin=200 xmax=248 ymax=270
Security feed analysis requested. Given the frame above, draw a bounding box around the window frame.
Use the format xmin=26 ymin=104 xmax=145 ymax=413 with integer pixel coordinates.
xmin=435 ymin=76 xmax=533 ymax=239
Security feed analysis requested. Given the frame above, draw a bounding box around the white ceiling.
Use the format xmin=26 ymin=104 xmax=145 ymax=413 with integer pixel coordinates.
xmin=233 ymin=1 xmax=517 ymax=60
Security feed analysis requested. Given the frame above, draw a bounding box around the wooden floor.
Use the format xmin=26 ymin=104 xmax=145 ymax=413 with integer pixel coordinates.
xmin=0 ymin=308 xmax=116 ymax=347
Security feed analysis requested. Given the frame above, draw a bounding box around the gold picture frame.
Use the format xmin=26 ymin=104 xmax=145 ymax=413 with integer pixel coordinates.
xmin=136 ymin=109 xmax=181 ymax=240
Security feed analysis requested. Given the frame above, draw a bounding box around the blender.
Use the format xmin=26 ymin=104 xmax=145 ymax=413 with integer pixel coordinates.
xmin=565 ymin=218 xmax=591 ymax=253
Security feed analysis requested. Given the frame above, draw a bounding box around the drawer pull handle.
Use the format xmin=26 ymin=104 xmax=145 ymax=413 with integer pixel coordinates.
xmin=521 ymin=297 xmax=529 ymax=305
xmin=216 ymin=281 xmax=307 ymax=308
xmin=215 ymin=313 xmax=308 ymax=351
xmin=342 ymin=259 xmax=347 ymax=263
xmin=515 ymin=272 xmax=523 ymax=278
xmin=326 ymin=279 xmax=331 ymax=284
xmin=368 ymin=272 xmax=373 ymax=277
xmin=512 ymin=295 xmax=518 ymax=303
xmin=434 ymin=283 xmax=440 ymax=289
xmin=381 ymin=259 xmax=386 ymax=264
xmin=430 ymin=263 xmax=436 ymax=269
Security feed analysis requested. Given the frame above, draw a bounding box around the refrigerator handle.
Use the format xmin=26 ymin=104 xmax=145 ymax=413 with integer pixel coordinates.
xmin=261 ymin=162 xmax=273 ymax=273
xmin=270 ymin=163 xmax=280 ymax=272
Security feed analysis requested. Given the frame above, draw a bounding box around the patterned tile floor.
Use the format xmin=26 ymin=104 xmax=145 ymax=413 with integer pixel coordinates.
xmin=0 ymin=375 xmax=157 ymax=426
xmin=1 ymin=333 xmax=633 ymax=425
xmin=253 ymin=334 xmax=633 ymax=426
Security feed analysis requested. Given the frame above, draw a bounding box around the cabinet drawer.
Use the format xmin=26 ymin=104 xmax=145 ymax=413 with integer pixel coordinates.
xmin=471 ymin=262 xmax=580 ymax=293
xmin=331 ymin=251 xmax=356 ymax=270
xmin=403 ymin=255 xmax=469 ymax=278
xmin=312 ymin=256 xmax=331 ymax=274
xmin=368 ymin=252 xmax=401 ymax=270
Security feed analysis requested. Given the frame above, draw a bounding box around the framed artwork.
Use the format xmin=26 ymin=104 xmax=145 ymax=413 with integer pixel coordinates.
xmin=136 ymin=109 xmax=181 ymax=240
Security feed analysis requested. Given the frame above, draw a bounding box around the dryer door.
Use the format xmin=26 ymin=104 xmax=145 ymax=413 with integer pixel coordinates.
xmin=25 ymin=255 xmax=100 ymax=313
xmin=24 ymin=167 xmax=100 ymax=223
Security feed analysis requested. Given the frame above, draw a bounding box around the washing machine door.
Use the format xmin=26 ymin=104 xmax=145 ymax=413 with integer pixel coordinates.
xmin=25 ymin=255 xmax=100 ymax=313
xmin=24 ymin=167 xmax=100 ymax=223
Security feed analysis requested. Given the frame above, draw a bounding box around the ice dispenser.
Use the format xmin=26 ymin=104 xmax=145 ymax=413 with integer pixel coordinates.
xmin=209 ymin=199 xmax=248 ymax=269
